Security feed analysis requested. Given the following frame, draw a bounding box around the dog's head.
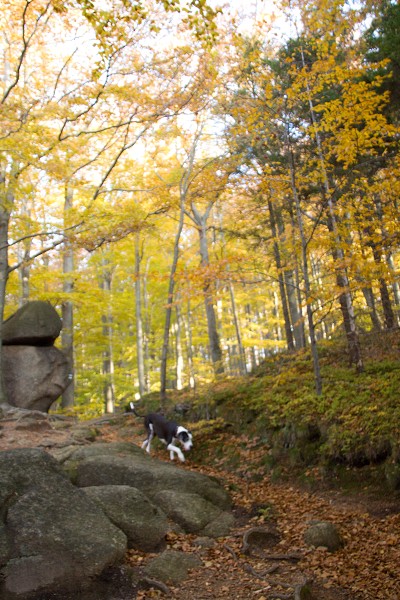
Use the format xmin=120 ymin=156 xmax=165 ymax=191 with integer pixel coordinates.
xmin=176 ymin=426 xmax=193 ymax=452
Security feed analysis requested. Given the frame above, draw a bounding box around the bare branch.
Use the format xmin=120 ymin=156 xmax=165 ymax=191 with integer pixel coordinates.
xmin=2 ymin=1 xmax=53 ymax=104
xmin=8 ymin=238 xmax=64 ymax=273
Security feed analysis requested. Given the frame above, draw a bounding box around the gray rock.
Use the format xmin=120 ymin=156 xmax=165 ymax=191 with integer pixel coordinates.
xmin=62 ymin=442 xmax=231 ymax=511
xmin=53 ymin=441 xmax=142 ymax=466
xmin=201 ymin=511 xmax=235 ymax=538
xmin=153 ymin=490 xmax=222 ymax=534
xmin=0 ymin=448 xmax=127 ymax=600
xmin=3 ymin=345 xmax=70 ymax=411
xmin=2 ymin=301 xmax=62 ymax=346
xmin=144 ymin=550 xmax=202 ymax=584
xmin=242 ymin=526 xmax=280 ymax=555
xmin=83 ymin=485 xmax=168 ymax=551
xmin=304 ymin=520 xmax=344 ymax=552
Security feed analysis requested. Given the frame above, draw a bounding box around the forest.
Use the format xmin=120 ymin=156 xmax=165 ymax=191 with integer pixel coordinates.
xmin=1 ymin=0 xmax=399 ymax=417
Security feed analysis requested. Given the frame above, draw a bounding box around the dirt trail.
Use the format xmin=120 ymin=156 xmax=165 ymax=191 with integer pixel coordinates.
xmin=1 ymin=412 xmax=399 ymax=599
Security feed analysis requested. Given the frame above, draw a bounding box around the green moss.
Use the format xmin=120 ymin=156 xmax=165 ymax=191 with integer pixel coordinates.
xmin=180 ymin=332 xmax=400 ymax=480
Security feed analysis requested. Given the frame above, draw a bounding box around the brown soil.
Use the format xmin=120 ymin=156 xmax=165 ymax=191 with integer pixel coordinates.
xmin=1 ymin=412 xmax=399 ymax=600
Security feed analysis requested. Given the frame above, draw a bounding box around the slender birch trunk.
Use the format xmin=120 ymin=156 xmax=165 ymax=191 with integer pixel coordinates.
xmin=100 ymin=257 xmax=115 ymax=413
xmin=284 ymin=269 xmax=304 ymax=349
xmin=160 ymin=183 xmax=186 ymax=404
xmin=0 ymin=162 xmax=17 ymax=404
xmin=143 ymin=257 xmax=151 ymax=393
xmin=361 ymin=285 xmax=382 ymax=331
xmin=135 ymin=233 xmax=146 ymax=398
xmin=17 ymin=195 xmax=32 ymax=306
xmin=62 ymin=185 xmax=75 ymax=408
xmin=184 ymin=299 xmax=196 ymax=390
xmin=196 ymin=215 xmax=224 ymax=374
xmin=160 ymin=132 xmax=200 ymax=404
xmin=175 ymin=300 xmax=184 ymax=390
xmin=228 ymin=281 xmax=247 ymax=375
xmin=268 ymin=197 xmax=295 ymax=351
xmin=286 ymin=133 xmax=322 ymax=395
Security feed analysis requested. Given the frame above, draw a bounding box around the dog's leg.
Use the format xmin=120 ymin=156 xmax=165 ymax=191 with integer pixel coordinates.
xmin=167 ymin=442 xmax=185 ymax=462
xmin=142 ymin=424 xmax=154 ymax=454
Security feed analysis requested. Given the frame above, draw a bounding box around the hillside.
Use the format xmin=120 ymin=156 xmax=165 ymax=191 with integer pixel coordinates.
xmin=1 ymin=331 xmax=399 ymax=599
xmin=159 ymin=330 xmax=400 ymax=497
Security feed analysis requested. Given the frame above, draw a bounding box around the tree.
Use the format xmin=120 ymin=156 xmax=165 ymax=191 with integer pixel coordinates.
xmin=363 ymin=0 xmax=400 ymax=123
xmin=160 ymin=125 xmax=203 ymax=403
xmin=184 ymin=158 xmax=232 ymax=376
xmin=0 ymin=0 xmax=219 ymax=405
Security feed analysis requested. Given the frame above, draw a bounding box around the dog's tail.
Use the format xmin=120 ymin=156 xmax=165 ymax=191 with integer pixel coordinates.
xmin=127 ymin=402 xmax=145 ymax=418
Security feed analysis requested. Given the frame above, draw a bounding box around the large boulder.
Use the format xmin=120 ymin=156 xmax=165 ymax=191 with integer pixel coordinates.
xmin=59 ymin=442 xmax=233 ymax=537
xmin=83 ymin=485 xmax=169 ymax=551
xmin=2 ymin=301 xmax=62 ymax=346
xmin=60 ymin=442 xmax=232 ymax=513
xmin=3 ymin=345 xmax=71 ymax=412
xmin=0 ymin=448 xmax=127 ymax=600
xmin=153 ymin=490 xmax=224 ymax=534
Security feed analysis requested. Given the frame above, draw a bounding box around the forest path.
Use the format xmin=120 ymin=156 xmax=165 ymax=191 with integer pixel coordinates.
xmin=0 ymin=411 xmax=399 ymax=599
xmin=99 ymin=415 xmax=400 ymax=600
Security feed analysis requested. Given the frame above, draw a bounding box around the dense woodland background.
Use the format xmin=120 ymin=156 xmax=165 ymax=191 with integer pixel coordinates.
xmin=1 ymin=0 xmax=399 ymax=417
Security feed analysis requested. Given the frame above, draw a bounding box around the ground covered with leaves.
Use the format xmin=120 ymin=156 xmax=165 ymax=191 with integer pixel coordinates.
xmin=100 ymin=416 xmax=400 ymax=600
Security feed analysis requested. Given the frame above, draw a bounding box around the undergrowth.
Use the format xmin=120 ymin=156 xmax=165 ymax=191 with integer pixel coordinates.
xmin=165 ymin=331 xmax=400 ymax=483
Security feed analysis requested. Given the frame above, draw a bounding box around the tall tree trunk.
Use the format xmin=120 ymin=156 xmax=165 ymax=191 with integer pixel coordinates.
xmin=367 ymin=239 xmax=396 ymax=330
xmin=0 ymin=163 xmax=16 ymax=403
xmin=287 ymin=138 xmax=322 ymax=395
xmin=362 ymin=285 xmax=382 ymax=331
xmin=0 ymin=210 xmax=10 ymax=404
xmin=387 ymin=253 xmax=400 ymax=325
xmin=160 ymin=193 xmax=185 ymax=405
xmin=135 ymin=233 xmax=146 ymax=398
xmin=175 ymin=300 xmax=184 ymax=390
xmin=17 ymin=200 xmax=32 ymax=306
xmin=228 ymin=281 xmax=247 ymax=375
xmin=18 ymin=256 xmax=30 ymax=305
xmin=62 ymin=186 xmax=75 ymax=408
xmin=100 ymin=259 xmax=115 ymax=414
xmin=288 ymin=203 xmax=307 ymax=348
xmin=284 ymin=269 xmax=304 ymax=348
xmin=378 ymin=276 xmax=395 ymax=330
xmin=355 ymin=236 xmax=382 ymax=331
xmin=143 ymin=257 xmax=151 ymax=394
xmin=197 ymin=218 xmax=223 ymax=374
xmin=373 ymin=194 xmax=398 ymax=328
xmin=160 ymin=131 xmax=200 ymax=404
xmin=184 ymin=299 xmax=196 ymax=390
xmin=330 ymin=235 xmax=363 ymax=370
xmin=268 ymin=197 xmax=295 ymax=351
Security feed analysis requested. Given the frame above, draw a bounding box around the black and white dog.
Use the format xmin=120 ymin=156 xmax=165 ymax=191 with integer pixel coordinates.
xmin=128 ymin=403 xmax=193 ymax=462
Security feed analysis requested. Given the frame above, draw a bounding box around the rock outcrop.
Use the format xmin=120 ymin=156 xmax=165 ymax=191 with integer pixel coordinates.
xmin=2 ymin=301 xmax=62 ymax=346
xmin=3 ymin=346 xmax=70 ymax=411
xmin=0 ymin=448 xmax=127 ymax=600
xmin=83 ymin=485 xmax=169 ymax=552
xmin=2 ymin=301 xmax=71 ymax=411
xmin=60 ymin=441 xmax=232 ymax=513
xmin=0 ymin=441 xmax=233 ymax=600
